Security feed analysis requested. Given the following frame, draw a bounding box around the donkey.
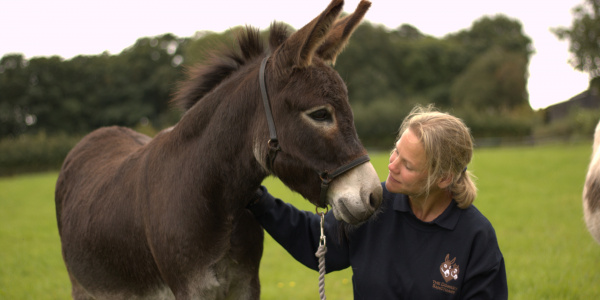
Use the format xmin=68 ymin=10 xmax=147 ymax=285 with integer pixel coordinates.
xmin=439 ymin=254 xmax=459 ymax=283
xmin=583 ymin=119 xmax=600 ymax=244
xmin=55 ymin=0 xmax=382 ymax=299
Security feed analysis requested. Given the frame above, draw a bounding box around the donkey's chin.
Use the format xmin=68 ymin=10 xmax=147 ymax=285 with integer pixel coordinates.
xmin=331 ymin=198 xmax=367 ymax=225
xmin=328 ymin=163 xmax=383 ymax=225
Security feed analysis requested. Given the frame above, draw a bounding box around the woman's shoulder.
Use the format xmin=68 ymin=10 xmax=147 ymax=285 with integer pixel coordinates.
xmin=456 ymin=204 xmax=499 ymax=240
xmin=460 ymin=205 xmax=492 ymax=225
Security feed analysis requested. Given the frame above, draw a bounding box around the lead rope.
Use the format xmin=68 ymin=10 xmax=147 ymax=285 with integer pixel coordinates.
xmin=315 ymin=210 xmax=328 ymax=300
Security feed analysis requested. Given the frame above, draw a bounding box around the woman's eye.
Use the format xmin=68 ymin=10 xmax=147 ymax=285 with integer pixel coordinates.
xmin=308 ymin=109 xmax=332 ymax=122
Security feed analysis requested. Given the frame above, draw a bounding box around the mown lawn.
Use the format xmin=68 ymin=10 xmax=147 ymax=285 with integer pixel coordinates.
xmin=0 ymin=143 xmax=599 ymax=299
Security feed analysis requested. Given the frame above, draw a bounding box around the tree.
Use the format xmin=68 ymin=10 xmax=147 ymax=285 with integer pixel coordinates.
xmin=450 ymin=46 xmax=529 ymax=113
xmin=447 ymin=15 xmax=532 ymax=114
xmin=334 ymin=22 xmax=398 ymax=104
xmin=448 ymin=14 xmax=533 ymax=64
xmin=394 ymin=24 xmax=425 ymax=41
xmin=116 ymin=33 xmax=186 ymax=127
xmin=182 ymin=29 xmax=239 ymax=67
xmin=553 ymin=0 xmax=600 ymax=80
xmin=0 ymin=54 xmax=29 ymax=138
xmin=0 ymin=15 xmax=536 ymax=142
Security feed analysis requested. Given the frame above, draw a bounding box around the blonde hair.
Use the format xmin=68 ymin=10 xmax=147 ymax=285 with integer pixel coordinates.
xmin=397 ymin=105 xmax=477 ymax=208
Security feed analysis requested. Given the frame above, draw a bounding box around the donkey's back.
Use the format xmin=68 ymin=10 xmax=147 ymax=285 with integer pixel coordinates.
xmin=55 ymin=126 xmax=171 ymax=299
xmin=56 ymin=126 xmax=151 ymax=224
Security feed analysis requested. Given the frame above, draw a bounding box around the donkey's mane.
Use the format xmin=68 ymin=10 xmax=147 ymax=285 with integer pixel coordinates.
xmin=173 ymin=23 xmax=292 ymax=111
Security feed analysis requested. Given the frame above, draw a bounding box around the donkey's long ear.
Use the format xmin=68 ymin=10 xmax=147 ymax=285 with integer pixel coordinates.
xmin=272 ymin=0 xmax=344 ymax=70
xmin=317 ymin=0 xmax=371 ymax=64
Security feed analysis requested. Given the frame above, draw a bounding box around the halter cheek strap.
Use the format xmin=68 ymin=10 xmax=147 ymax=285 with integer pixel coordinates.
xmin=259 ymin=56 xmax=281 ymax=170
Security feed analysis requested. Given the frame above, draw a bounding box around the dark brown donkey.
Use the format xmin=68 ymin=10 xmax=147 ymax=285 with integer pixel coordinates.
xmin=55 ymin=0 xmax=382 ymax=299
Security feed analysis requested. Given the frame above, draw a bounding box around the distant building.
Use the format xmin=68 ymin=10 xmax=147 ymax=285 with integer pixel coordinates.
xmin=544 ymin=88 xmax=600 ymax=123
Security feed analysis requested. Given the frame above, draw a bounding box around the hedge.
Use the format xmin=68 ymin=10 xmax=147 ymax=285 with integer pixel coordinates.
xmin=0 ymin=132 xmax=81 ymax=176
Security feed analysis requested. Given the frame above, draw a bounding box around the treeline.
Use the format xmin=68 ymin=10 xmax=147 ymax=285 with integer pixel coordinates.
xmin=1 ymin=15 xmax=535 ymax=149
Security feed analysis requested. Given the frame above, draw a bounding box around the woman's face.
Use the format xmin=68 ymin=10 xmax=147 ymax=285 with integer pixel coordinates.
xmin=385 ymin=129 xmax=428 ymax=196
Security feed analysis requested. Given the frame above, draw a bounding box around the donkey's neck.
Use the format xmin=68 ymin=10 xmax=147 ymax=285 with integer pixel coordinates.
xmin=160 ymin=67 xmax=268 ymax=208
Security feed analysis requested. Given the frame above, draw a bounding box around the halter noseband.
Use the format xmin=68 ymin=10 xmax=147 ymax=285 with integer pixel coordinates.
xmin=259 ymin=55 xmax=370 ymax=208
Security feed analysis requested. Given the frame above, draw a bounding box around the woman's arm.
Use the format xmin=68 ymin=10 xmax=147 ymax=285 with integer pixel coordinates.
xmin=460 ymin=227 xmax=508 ymax=299
xmin=248 ymin=186 xmax=351 ymax=272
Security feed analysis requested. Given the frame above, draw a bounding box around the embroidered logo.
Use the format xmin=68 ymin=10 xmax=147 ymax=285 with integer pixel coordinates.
xmin=439 ymin=253 xmax=460 ymax=283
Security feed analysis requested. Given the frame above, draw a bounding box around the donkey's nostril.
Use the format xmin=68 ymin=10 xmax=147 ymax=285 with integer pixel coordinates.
xmin=368 ymin=189 xmax=383 ymax=211
xmin=369 ymin=193 xmax=377 ymax=209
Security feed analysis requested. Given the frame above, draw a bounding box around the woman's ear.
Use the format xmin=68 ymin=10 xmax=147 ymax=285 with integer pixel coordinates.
xmin=437 ymin=174 xmax=453 ymax=189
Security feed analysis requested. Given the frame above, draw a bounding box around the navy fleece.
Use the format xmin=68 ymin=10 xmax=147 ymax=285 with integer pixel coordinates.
xmin=249 ymin=183 xmax=508 ymax=299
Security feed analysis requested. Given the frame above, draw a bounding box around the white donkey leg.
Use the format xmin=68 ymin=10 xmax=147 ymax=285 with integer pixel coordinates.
xmin=584 ymin=120 xmax=600 ymax=244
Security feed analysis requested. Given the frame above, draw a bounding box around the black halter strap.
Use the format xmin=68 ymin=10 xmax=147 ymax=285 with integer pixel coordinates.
xmin=259 ymin=55 xmax=371 ymax=208
xmin=259 ymin=56 xmax=281 ymax=170
xmin=318 ymin=154 xmax=370 ymax=208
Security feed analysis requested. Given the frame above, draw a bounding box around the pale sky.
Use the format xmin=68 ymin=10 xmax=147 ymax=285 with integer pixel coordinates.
xmin=0 ymin=0 xmax=591 ymax=110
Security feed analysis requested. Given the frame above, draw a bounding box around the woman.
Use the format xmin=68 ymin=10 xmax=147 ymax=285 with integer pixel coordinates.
xmin=248 ymin=105 xmax=508 ymax=299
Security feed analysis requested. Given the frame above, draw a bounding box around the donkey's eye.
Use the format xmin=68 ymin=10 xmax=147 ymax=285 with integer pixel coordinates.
xmin=308 ymin=109 xmax=332 ymax=122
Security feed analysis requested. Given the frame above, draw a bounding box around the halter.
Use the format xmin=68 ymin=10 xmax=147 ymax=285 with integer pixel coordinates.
xmin=259 ymin=55 xmax=371 ymax=208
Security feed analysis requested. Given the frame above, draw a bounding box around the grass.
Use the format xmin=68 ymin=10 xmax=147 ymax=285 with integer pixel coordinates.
xmin=1 ymin=143 xmax=599 ymax=299
xmin=470 ymin=144 xmax=600 ymax=299
xmin=0 ymin=173 xmax=71 ymax=299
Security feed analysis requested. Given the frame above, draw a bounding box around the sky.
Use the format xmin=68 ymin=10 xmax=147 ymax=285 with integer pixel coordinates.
xmin=0 ymin=0 xmax=591 ymax=110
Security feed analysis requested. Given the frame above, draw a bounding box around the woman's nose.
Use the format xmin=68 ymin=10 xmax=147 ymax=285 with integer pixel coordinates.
xmin=388 ymin=156 xmax=399 ymax=172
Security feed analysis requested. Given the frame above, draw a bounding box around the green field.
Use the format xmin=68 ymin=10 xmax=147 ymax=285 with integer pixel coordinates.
xmin=1 ymin=143 xmax=599 ymax=299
